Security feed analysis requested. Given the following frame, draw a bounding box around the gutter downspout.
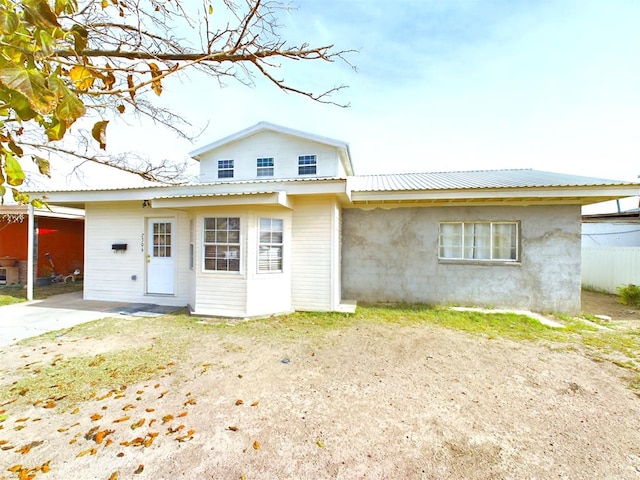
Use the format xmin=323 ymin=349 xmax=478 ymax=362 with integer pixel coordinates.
xmin=26 ymin=204 xmax=34 ymax=301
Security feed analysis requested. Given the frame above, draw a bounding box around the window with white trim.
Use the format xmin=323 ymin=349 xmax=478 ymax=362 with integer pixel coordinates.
xmin=258 ymin=218 xmax=283 ymax=272
xmin=439 ymin=222 xmax=519 ymax=261
xmin=204 ymin=217 xmax=241 ymax=271
xmin=298 ymin=155 xmax=317 ymax=175
xmin=218 ymin=159 xmax=234 ymax=179
xmin=257 ymin=157 xmax=274 ymax=177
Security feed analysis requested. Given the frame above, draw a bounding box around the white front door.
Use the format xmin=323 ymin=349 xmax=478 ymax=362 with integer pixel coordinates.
xmin=146 ymin=218 xmax=175 ymax=295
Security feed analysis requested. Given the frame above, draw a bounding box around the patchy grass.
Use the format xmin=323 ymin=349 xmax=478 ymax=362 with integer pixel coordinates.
xmin=2 ymin=301 xmax=640 ymax=408
xmin=0 ymin=281 xmax=83 ymax=306
xmin=2 ymin=348 xmax=176 ymax=410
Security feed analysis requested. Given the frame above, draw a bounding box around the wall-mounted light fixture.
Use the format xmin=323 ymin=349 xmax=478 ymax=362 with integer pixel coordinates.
xmin=142 ymin=199 xmax=151 ymax=208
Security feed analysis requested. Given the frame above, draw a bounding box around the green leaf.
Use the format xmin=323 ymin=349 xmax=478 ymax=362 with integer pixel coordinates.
xmin=5 ymin=152 xmax=25 ymax=186
xmin=0 ymin=9 xmax=20 ymax=35
xmin=22 ymin=0 xmax=61 ymax=28
xmin=45 ymin=117 xmax=66 ymax=141
xmin=33 ymin=155 xmax=51 ymax=177
xmin=50 ymin=75 xmax=85 ymax=125
xmin=69 ymin=24 xmax=88 ymax=53
xmin=0 ymin=65 xmax=57 ymax=114
xmin=55 ymin=0 xmax=78 ymax=15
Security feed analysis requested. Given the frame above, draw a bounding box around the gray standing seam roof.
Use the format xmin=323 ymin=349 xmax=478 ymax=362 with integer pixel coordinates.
xmin=349 ymin=169 xmax=635 ymax=192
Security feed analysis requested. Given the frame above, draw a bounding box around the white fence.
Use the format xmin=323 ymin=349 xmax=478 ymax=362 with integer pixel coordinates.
xmin=582 ymin=246 xmax=640 ymax=293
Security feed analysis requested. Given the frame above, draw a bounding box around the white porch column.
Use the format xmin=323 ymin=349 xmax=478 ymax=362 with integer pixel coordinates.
xmin=26 ymin=204 xmax=34 ymax=301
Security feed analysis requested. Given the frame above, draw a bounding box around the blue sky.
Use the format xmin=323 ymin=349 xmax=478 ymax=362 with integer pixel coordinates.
xmin=62 ymin=1 xmax=640 ymax=210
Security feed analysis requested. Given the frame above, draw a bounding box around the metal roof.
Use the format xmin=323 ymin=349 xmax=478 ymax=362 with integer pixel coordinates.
xmin=349 ymin=169 xmax=636 ymax=192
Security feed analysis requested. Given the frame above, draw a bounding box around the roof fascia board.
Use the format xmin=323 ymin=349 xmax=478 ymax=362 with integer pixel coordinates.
xmin=151 ymin=192 xmax=293 ymax=209
xmin=349 ymin=186 xmax=640 ymax=203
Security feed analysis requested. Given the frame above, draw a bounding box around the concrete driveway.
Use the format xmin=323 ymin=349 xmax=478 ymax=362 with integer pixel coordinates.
xmin=0 ymin=292 xmax=178 ymax=347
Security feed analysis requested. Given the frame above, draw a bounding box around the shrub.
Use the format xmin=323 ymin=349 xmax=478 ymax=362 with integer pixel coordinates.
xmin=617 ymin=284 xmax=640 ymax=307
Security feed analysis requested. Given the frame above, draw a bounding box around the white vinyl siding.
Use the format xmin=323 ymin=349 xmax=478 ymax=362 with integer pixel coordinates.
xmin=291 ymin=197 xmax=338 ymax=311
xmin=439 ymin=221 xmax=519 ymax=261
xmin=82 ymin=202 xmax=189 ymax=307
xmin=197 ymin=131 xmax=344 ymax=181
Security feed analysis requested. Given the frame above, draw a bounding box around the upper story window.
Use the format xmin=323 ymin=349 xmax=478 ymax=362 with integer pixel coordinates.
xmin=218 ymin=159 xmax=234 ymax=179
xmin=203 ymin=217 xmax=241 ymax=272
xmin=298 ymin=155 xmax=317 ymax=175
xmin=439 ymin=221 xmax=519 ymax=262
xmin=257 ymin=157 xmax=274 ymax=177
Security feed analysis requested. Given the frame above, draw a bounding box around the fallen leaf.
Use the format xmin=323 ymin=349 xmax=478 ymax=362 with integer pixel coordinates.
xmin=76 ymin=448 xmax=92 ymax=458
xmin=316 ymin=440 xmax=325 ymax=448
xmin=90 ymin=413 xmax=102 ymax=421
xmin=16 ymin=417 xmax=29 ymax=422
xmin=253 ymin=440 xmax=260 ymax=450
xmin=145 ymin=408 xmax=155 ymax=412
xmin=177 ymin=411 xmax=187 ymax=418
xmin=8 ymin=465 xmax=22 ymax=472
xmin=228 ymin=426 xmax=238 ymax=431
xmin=16 ymin=444 xmax=31 ymax=454
xmin=134 ymin=464 xmax=144 ymax=474
xmin=161 ymin=414 xmax=173 ymax=424
xmin=41 ymin=461 xmax=51 ymax=473
xmin=113 ymin=416 xmax=130 ymax=423
xmin=184 ymin=398 xmax=196 ymax=406
xmin=71 ymin=408 xmax=80 ymax=414
xmin=109 ymin=472 xmax=118 ymax=480
xmin=122 ymin=404 xmax=136 ymax=411
xmin=95 ymin=429 xmax=114 ymax=444
xmin=117 ymin=452 xmax=125 ymax=457
xmin=251 ymin=401 xmax=259 ymax=407
xmin=235 ymin=399 xmax=243 ymax=406
xmin=131 ymin=418 xmax=145 ymax=430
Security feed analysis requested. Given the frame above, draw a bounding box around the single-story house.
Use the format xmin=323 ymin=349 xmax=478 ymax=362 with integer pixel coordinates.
xmin=0 ymin=205 xmax=84 ymax=284
xmin=30 ymin=122 xmax=640 ymax=316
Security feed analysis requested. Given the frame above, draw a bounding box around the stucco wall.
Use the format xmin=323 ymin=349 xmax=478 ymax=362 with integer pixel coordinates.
xmin=341 ymin=205 xmax=582 ymax=314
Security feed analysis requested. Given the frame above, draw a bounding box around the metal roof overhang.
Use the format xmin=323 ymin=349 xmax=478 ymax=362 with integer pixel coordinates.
xmin=347 ymin=185 xmax=640 ymax=208
xmin=151 ymin=191 xmax=293 ymax=209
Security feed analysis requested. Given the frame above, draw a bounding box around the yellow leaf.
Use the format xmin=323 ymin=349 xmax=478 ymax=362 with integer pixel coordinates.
xmin=113 ymin=416 xmax=130 ymax=423
xmin=76 ymin=448 xmax=91 ymax=458
xmin=8 ymin=465 xmax=22 ymax=472
xmin=69 ymin=65 xmax=95 ymax=91
xmin=130 ymin=418 xmax=145 ymax=430
xmin=253 ymin=440 xmax=260 ymax=450
xmin=109 ymin=472 xmax=118 ymax=480
xmin=148 ymin=62 xmax=162 ymax=96
xmin=90 ymin=413 xmax=102 ymax=421
xmin=161 ymin=414 xmax=173 ymax=424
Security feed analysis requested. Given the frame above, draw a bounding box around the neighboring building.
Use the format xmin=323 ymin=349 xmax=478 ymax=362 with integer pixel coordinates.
xmin=582 ymin=208 xmax=640 ymax=247
xmin=0 ymin=205 xmax=84 ymax=283
xmin=30 ymin=122 xmax=640 ymax=315
xmin=581 ymin=207 xmax=640 ymax=293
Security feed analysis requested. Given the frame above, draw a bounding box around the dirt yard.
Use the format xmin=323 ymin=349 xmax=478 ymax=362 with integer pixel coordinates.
xmin=1 ymin=292 xmax=640 ymax=480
